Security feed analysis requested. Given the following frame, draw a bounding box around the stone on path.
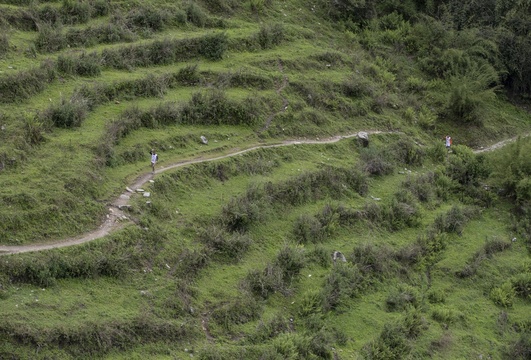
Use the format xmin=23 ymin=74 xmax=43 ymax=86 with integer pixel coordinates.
xmin=200 ymin=135 xmax=208 ymax=144
xmin=143 ymin=192 xmax=151 ymax=197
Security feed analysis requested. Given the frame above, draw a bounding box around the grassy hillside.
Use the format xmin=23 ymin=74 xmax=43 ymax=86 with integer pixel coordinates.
xmin=0 ymin=0 xmax=530 ymax=358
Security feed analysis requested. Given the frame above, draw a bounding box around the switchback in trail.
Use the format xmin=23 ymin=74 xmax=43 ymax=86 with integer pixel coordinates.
xmin=0 ymin=132 xmax=526 ymax=255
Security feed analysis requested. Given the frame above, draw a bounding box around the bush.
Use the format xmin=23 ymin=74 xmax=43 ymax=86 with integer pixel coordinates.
xmin=360 ymin=146 xmax=394 ymax=176
xmin=243 ymin=264 xmax=284 ymax=299
xmin=390 ymin=138 xmax=425 ymax=166
xmin=198 ymin=225 xmax=252 ymax=261
xmin=292 ymin=214 xmax=324 ymax=244
xmin=322 ymin=262 xmax=366 ymax=312
xmin=386 ymin=284 xmax=420 ymax=312
xmin=491 ymin=282 xmax=516 ymax=308
xmin=199 ymin=32 xmax=228 ymax=60
xmin=361 ymin=323 xmax=411 ymax=359
xmin=211 ymin=295 xmax=262 ymax=329
xmin=0 ymin=62 xmax=57 ymax=103
xmin=40 ymin=95 xmax=88 ymax=128
xmin=432 ymin=206 xmax=469 ymax=235
xmin=511 ymin=273 xmax=531 ymax=300
xmin=57 ymin=52 xmax=101 ymax=77
xmin=186 ymin=2 xmax=208 ymax=27
xmin=273 ymin=245 xmax=305 ymax=283
xmin=61 ymin=0 xmax=92 ymax=25
xmin=505 ymin=332 xmax=531 ymax=360
xmin=256 ymin=23 xmax=284 ymax=49
xmin=35 ymin=24 xmax=65 ymax=53
xmin=0 ymin=33 xmax=9 ymax=57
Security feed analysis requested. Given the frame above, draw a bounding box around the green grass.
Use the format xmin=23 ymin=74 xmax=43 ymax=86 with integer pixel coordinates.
xmin=1 ymin=0 xmax=531 ymax=358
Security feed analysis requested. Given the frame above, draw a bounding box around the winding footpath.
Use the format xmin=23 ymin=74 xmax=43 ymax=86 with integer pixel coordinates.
xmin=0 ymin=131 xmax=526 ymax=256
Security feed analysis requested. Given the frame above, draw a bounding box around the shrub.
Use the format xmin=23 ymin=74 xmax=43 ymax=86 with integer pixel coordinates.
xmin=0 ymin=33 xmax=9 ymax=57
xmin=35 ymin=24 xmax=65 ymax=53
xmin=125 ymin=5 xmax=170 ymax=32
xmin=273 ymin=245 xmax=305 ymax=283
xmin=61 ymin=0 xmax=92 ymax=25
xmin=432 ymin=206 xmax=469 ymax=235
xmin=198 ymin=225 xmax=252 ymax=261
xmin=322 ymin=262 xmax=366 ymax=312
xmin=505 ymin=332 xmax=531 ymax=360
xmin=350 ymin=243 xmax=394 ymax=278
xmin=360 ymin=146 xmax=394 ymax=176
xmin=257 ymin=23 xmax=284 ymax=49
xmin=23 ymin=116 xmax=47 ymax=145
xmin=0 ymin=62 xmax=57 ymax=103
xmin=490 ymin=282 xmax=516 ymax=308
xmin=40 ymin=95 xmax=88 ymax=128
xmin=211 ymin=295 xmax=262 ymax=329
xmin=57 ymin=52 xmax=101 ymax=77
xmin=386 ymin=284 xmax=420 ymax=312
xmin=199 ymin=32 xmax=228 ymax=60
xmin=483 ymin=237 xmax=512 ymax=257
xmin=391 ymin=138 xmax=425 ymax=166
xmin=186 ymin=2 xmax=208 ymax=27
xmin=243 ymin=264 xmax=284 ymax=299
xmin=292 ymin=214 xmax=324 ymax=244
xmin=511 ymin=273 xmax=531 ymax=300
xmin=247 ymin=313 xmax=293 ymax=344
xmin=361 ymin=323 xmax=411 ymax=359
xmin=447 ymin=145 xmax=489 ymax=186
xmin=431 ymin=305 xmax=460 ymax=324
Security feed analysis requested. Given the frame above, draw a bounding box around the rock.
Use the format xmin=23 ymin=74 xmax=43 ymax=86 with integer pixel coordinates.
xmin=149 ymin=180 xmax=155 ymax=183
xmin=119 ymin=194 xmax=130 ymax=200
xmin=143 ymin=192 xmax=151 ymax=197
xmin=136 ymin=188 xmax=145 ymax=193
xmin=332 ymin=251 xmax=347 ymax=263
xmin=357 ymin=131 xmax=369 ymax=147
xmin=118 ymin=205 xmax=131 ymax=210
xmin=126 ymin=187 xmax=134 ymax=193
xmin=200 ymin=135 xmax=208 ymax=144
xmin=370 ymin=195 xmax=381 ymax=201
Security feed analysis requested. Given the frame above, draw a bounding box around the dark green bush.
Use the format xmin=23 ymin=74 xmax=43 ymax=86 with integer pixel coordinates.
xmin=0 ymin=61 xmax=56 ymax=103
xmin=446 ymin=145 xmax=488 ymax=186
xmin=199 ymin=32 xmax=228 ymax=60
xmin=57 ymin=52 xmax=101 ymax=77
xmin=61 ymin=0 xmax=92 ymax=25
xmin=511 ymin=273 xmax=531 ymax=300
xmin=273 ymin=245 xmax=305 ymax=283
xmin=125 ymin=5 xmax=170 ymax=32
xmin=246 ymin=313 xmax=292 ymax=344
xmin=244 ymin=264 xmax=284 ymax=299
xmin=386 ymin=284 xmax=420 ymax=312
xmin=257 ymin=23 xmax=284 ymax=49
xmin=198 ymin=225 xmax=252 ymax=261
xmin=211 ymin=295 xmax=262 ymax=329
xmin=0 ymin=33 xmax=9 ymax=57
xmin=432 ymin=205 xmax=475 ymax=235
xmin=361 ymin=322 xmax=411 ymax=359
xmin=391 ymin=138 xmax=425 ymax=166
xmin=292 ymin=214 xmax=325 ymax=244
xmin=40 ymin=95 xmax=88 ymax=128
xmin=360 ymin=146 xmax=394 ymax=176
xmin=350 ymin=243 xmax=395 ymax=278
xmin=186 ymin=2 xmax=208 ymax=27
xmin=35 ymin=24 xmax=65 ymax=53
xmin=504 ymin=332 xmax=531 ymax=360
xmin=321 ymin=262 xmax=366 ymax=312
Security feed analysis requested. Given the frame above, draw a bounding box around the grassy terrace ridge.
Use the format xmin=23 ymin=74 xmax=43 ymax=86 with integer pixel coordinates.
xmin=1 ymin=0 xmax=531 ymax=359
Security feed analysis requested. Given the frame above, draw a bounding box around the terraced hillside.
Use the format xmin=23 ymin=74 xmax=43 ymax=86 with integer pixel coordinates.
xmin=1 ymin=0 xmax=530 ymax=359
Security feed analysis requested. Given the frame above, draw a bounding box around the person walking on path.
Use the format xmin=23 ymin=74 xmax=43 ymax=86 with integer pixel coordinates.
xmin=150 ymin=149 xmax=158 ymax=174
xmin=445 ymin=135 xmax=452 ymax=151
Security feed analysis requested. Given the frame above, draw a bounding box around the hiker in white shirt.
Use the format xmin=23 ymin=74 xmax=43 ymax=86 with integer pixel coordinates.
xmin=150 ymin=149 xmax=158 ymax=174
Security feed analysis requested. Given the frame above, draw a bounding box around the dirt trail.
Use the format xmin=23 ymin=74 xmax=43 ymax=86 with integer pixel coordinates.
xmin=0 ymin=131 xmax=527 ymax=255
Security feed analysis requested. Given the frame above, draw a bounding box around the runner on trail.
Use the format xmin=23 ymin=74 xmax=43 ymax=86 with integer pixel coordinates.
xmin=150 ymin=149 xmax=158 ymax=174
